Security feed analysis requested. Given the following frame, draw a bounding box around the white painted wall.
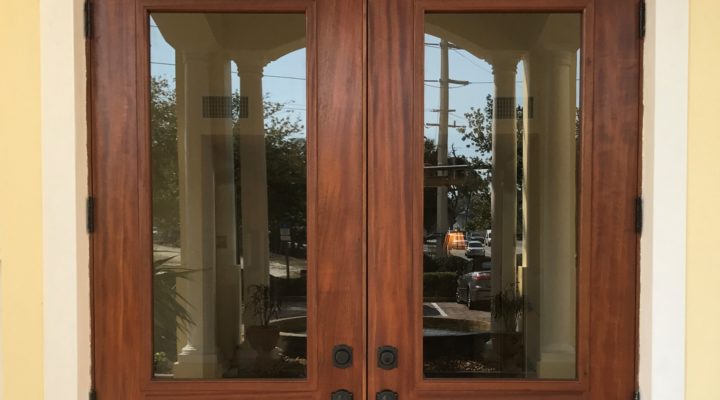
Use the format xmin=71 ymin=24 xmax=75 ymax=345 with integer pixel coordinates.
xmin=40 ymin=0 xmax=91 ymax=398
xmin=639 ymin=1 xmax=688 ymax=399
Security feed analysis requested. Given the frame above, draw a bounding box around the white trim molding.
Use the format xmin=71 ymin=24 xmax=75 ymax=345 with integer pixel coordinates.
xmin=41 ymin=0 xmax=91 ymax=399
xmin=639 ymin=0 xmax=688 ymax=399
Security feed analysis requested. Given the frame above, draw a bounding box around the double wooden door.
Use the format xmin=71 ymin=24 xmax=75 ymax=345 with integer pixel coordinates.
xmin=90 ymin=0 xmax=640 ymax=399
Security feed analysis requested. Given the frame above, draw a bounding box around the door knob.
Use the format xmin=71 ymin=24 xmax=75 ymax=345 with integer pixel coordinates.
xmin=377 ymin=346 xmax=398 ymax=370
xmin=333 ymin=344 xmax=353 ymax=368
xmin=331 ymin=390 xmax=353 ymax=400
xmin=376 ymin=390 xmax=398 ymax=400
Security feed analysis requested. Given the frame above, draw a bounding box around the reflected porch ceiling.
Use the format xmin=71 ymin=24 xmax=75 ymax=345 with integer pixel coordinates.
xmin=153 ymin=13 xmax=578 ymax=67
xmin=426 ymin=13 xmax=581 ymax=61
xmin=152 ymin=13 xmax=306 ymax=64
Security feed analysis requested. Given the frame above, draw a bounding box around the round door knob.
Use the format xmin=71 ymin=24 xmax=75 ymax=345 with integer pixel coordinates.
xmin=335 ymin=349 xmax=351 ymax=365
xmin=377 ymin=346 xmax=398 ymax=369
xmin=376 ymin=390 xmax=398 ymax=400
xmin=380 ymin=351 xmax=395 ymax=365
xmin=333 ymin=344 xmax=353 ymax=368
xmin=332 ymin=389 xmax=353 ymax=400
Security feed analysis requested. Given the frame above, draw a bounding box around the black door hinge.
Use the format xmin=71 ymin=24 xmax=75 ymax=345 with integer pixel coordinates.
xmin=87 ymin=196 xmax=95 ymax=234
xmin=89 ymin=388 xmax=97 ymax=400
xmin=633 ymin=390 xmax=640 ymax=400
xmin=639 ymin=0 xmax=646 ymax=39
xmin=635 ymin=196 xmax=643 ymax=234
xmin=84 ymin=0 xmax=93 ymax=39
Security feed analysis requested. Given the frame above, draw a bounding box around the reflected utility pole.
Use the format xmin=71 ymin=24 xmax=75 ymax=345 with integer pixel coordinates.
xmin=436 ymin=39 xmax=450 ymax=236
xmin=428 ymin=40 xmax=468 ymax=238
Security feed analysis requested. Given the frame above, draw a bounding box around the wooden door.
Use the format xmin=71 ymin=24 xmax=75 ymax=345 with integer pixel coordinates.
xmin=90 ymin=0 xmax=365 ymax=399
xmin=367 ymin=0 xmax=640 ymax=399
xmin=91 ymin=0 xmax=641 ymax=398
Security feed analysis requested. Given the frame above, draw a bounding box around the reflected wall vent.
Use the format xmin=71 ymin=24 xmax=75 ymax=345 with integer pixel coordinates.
xmin=494 ymin=96 xmax=516 ymax=119
xmin=202 ymin=96 xmax=233 ymax=118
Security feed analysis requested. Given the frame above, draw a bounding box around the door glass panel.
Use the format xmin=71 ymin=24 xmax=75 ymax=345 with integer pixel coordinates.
xmin=150 ymin=13 xmax=308 ymax=379
xmin=422 ymin=13 xmax=581 ymax=379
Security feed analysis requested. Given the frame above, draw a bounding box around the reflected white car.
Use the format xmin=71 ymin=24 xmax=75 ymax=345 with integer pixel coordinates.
xmin=464 ymin=240 xmax=484 ymax=258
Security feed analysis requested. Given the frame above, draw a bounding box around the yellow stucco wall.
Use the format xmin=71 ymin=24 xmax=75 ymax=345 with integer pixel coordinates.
xmin=0 ymin=0 xmax=45 ymax=399
xmin=687 ymin=1 xmax=720 ymax=399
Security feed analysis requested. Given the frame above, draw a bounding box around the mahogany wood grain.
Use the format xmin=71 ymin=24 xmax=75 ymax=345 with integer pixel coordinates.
xmin=589 ymin=0 xmax=642 ymax=399
xmin=367 ymin=0 xmax=416 ymax=398
xmin=91 ymin=0 xmax=143 ymax=397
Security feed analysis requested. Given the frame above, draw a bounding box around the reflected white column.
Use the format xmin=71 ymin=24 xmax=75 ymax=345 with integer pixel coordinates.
xmin=522 ymin=51 xmax=549 ymax=374
xmin=174 ymin=51 xmax=219 ymax=378
xmin=234 ymin=60 xmax=271 ymax=330
xmin=208 ymin=56 xmax=240 ymax=364
xmin=537 ymin=50 xmax=577 ymax=378
xmin=490 ymin=55 xmax=519 ymax=326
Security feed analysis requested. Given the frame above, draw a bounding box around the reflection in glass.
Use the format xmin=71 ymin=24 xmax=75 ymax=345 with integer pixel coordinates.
xmin=422 ymin=13 xmax=581 ymax=379
xmin=150 ymin=13 xmax=308 ymax=379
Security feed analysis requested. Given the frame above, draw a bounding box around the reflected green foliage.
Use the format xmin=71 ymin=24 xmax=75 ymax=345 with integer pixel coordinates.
xmin=151 ymin=77 xmax=180 ymax=246
xmin=454 ymin=95 xmax=524 ymax=232
xmin=423 ymin=272 xmax=458 ymax=299
xmin=150 ymin=77 xmax=308 ymax=254
xmin=246 ymin=284 xmax=281 ymax=327
xmin=231 ymin=92 xmax=307 ymax=258
xmin=153 ymin=255 xmax=195 ymax=362
xmin=423 ymin=254 xmax=469 ymax=273
xmin=491 ymin=285 xmax=524 ymax=333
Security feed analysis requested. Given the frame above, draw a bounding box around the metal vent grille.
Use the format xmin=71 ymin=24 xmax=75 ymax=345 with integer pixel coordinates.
xmin=494 ymin=96 xmax=516 ymax=119
xmin=202 ymin=96 xmax=232 ymax=118
xmin=236 ymin=96 xmax=248 ymax=119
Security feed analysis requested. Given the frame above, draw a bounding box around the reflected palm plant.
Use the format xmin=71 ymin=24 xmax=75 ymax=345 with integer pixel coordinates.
xmin=153 ymin=255 xmax=195 ymax=369
xmin=491 ymin=284 xmax=524 ymax=333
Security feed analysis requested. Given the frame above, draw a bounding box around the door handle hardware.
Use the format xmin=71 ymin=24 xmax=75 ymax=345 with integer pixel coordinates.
xmin=331 ymin=389 xmax=353 ymax=400
xmin=376 ymin=390 xmax=398 ymax=400
xmin=333 ymin=344 xmax=353 ymax=368
xmin=377 ymin=346 xmax=398 ymax=370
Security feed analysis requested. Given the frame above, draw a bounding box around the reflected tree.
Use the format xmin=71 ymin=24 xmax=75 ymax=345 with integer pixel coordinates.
xmin=151 ymin=76 xmax=181 ymax=246
xmin=232 ymin=92 xmax=307 ymax=257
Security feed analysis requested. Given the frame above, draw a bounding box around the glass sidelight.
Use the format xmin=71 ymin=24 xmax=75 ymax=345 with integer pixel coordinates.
xmin=149 ymin=13 xmax=308 ymax=380
xmin=422 ymin=13 xmax=581 ymax=380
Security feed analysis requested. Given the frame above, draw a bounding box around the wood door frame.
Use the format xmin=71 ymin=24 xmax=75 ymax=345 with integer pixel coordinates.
xmin=89 ymin=0 xmax=366 ymax=398
xmin=368 ymin=0 xmax=641 ymax=398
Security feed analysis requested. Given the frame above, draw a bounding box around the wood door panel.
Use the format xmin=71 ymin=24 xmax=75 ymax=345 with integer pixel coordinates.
xmin=367 ymin=0 xmax=416 ymax=398
xmin=90 ymin=0 xmax=144 ymax=397
xmin=588 ymin=0 xmax=642 ymax=398
xmin=90 ymin=0 xmax=365 ymax=398
xmin=314 ymin=0 xmax=366 ymax=398
xmin=367 ymin=0 xmax=640 ymax=399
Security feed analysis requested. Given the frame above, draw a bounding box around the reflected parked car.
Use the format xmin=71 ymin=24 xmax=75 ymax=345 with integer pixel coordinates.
xmin=455 ymin=260 xmax=491 ymax=310
xmin=464 ymin=240 xmax=484 ymax=258
xmin=467 ymin=231 xmax=482 ymax=243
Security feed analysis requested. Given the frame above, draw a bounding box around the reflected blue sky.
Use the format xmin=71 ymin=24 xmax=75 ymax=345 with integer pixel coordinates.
xmin=150 ymin=16 xmax=307 ymax=135
xmin=424 ymin=37 xmax=522 ymax=158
